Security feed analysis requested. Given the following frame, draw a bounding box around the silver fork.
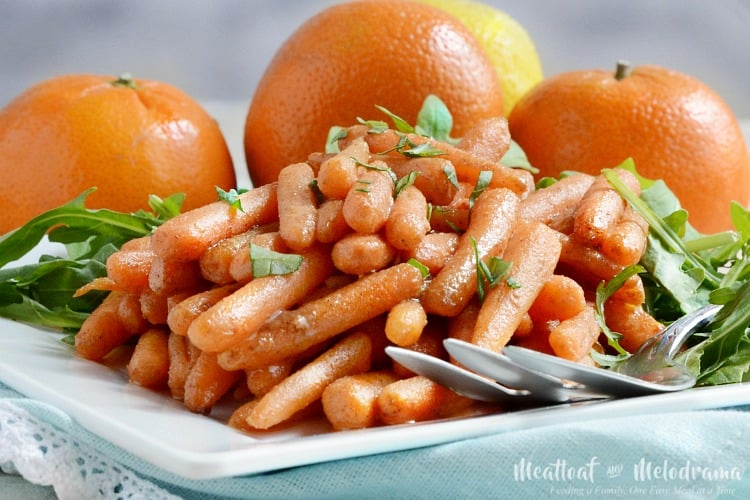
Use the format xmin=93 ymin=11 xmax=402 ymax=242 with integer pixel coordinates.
xmin=501 ymin=303 xmax=721 ymax=397
xmin=385 ymin=303 xmax=720 ymax=402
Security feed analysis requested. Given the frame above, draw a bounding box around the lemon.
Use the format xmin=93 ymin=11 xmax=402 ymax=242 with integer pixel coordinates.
xmin=418 ymin=0 xmax=543 ymax=115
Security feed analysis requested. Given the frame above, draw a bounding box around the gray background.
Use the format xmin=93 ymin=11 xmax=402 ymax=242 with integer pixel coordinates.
xmin=2 ymin=0 xmax=749 ymax=118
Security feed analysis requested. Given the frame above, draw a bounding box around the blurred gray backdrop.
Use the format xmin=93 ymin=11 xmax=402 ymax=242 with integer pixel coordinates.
xmin=1 ymin=0 xmax=749 ymax=117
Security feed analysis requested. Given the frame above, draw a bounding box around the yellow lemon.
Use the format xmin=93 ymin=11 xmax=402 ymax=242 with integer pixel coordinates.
xmin=418 ymin=0 xmax=543 ymax=115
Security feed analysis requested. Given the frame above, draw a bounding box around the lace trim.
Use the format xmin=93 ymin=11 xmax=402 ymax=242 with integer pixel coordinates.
xmin=0 ymin=400 xmax=180 ymax=500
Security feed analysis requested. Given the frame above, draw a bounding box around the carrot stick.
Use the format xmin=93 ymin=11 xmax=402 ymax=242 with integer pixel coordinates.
xmin=187 ymin=243 xmax=334 ymax=353
xmin=218 ymin=262 xmax=425 ymax=370
xmin=472 ymin=221 xmax=562 ymax=352
xmin=246 ymin=331 xmax=372 ymax=429
xmin=150 ymin=183 xmax=278 ymax=263
xmin=421 ymin=187 xmax=519 ymax=317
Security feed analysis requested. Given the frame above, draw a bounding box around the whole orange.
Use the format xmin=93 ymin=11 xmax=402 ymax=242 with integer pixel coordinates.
xmin=243 ymin=0 xmax=505 ymax=187
xmin=508 ymin=62 xmax=750 ymax=233
xmin=0 ymin=74 xmax=236 ymax=234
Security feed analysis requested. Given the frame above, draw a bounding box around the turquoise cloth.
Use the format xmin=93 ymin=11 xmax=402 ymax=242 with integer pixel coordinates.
xmin=3 ymin=381 xmax=750 ymax=499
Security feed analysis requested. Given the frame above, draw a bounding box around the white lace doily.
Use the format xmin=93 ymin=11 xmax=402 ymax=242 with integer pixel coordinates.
xmin=0 ymin=400 xmax=180 ymax=500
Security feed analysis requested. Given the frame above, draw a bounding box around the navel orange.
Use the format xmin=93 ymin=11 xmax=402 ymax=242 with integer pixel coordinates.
xmin=243 ymin=0 xmax=505 ymax=187
xmin=0 ymin=74 xmax=236 ymax=234
xmin=508 ymin=62 xmax=750 ymax=233
xmin=417 ymin=0 xmax=543 ymax=116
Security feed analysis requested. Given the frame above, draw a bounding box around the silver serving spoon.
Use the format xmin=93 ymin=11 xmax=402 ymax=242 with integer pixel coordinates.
xmin=385 ymin=345 xmax=606 ymax=404
xmin=442 ymin=338 xmax=604 ymax=403
xmin=385 ymin=346 xmax=529 ymax=403
xmin=502 ymin=304 xmax=721 ymax=397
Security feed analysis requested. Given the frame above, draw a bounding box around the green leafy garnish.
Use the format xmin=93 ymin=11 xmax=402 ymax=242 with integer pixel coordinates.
xmin=680 ymin=281 xmax=750 ymax=385
xmin=0 ymin=189 xmax=182 ymax=331
xmin=604 ymin=159 xmax=750 ymax=383
xmin=216 ymin=187 xmax=250 ymax=212
xmin=592 ymin=264 xmax=644 ymax=365
xmin=374 ymin=105 xmax=414 ymax=134
xmin=442 ymin=163 xmax=461 ymax=191
xmin=500 ymin=139 xmax=538 ymax=174
xmin=471 ymin=236 xmax=512 ymax=303
xmin=413 ymin=95 xmax=458 ymax=144
xmin=356 ymin=117 xmax=390 ymax=135
xmin=309 ymin=179 xmax=326 ymax=205
xmin=469 ymin=171 xmax=493 ymax=210
xmin=406 ymin=258 xmax=430 ymax=279
xmin=395 ymin=171 xmax=420 ymax=197
xmin=250 ymin=244 xmax=303 ymax=278
xmin=325 ymin=126 xmax=348 ymax=153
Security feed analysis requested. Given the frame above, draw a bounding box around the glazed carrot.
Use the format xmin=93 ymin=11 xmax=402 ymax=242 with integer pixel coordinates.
xmin=573 ymin=168 xmax=641 ymax=249
xmin=599 ymin=206 xmax=649 ymax=266
xmin=245 ymin=332 xmax=372 ymax=430
xmin=315 ymin=199 xmax=351 ymax=243
xmin=127 ymin=327 xmax=170 ymax=389
xmin=548 ymin=305 xmax=600 ymax=362
xmin=527 ymin=274 xmax=587 ymax=324
xmin=167 ymin=333 xmax=201 ymax=401
xmin=187 ymin=243 xmax=334 ymax=353
xmin=331 ymin=233 xmax=397 ymax=275
xmin=105 ymin=249 xmax=153 ymax=291
xmin=166 ymin=283 xmax=241 ymax=336
xmin=183 ymin=351 xmax=242 ymax=414
xmin=277 ymin=162 xmax=318 ymax=250
xmin=119 ymin=235 xmax=153 ymax=252
xmin=364 ymin=129 xmax=532 ymax=197
xmin=150 ymin=182 xmax=278 ymax=263
xmin=75 ymin=291 xmax=146 ymax=361
xmin=405 ymin=231 xmax=460 ymax=275
xmin=385 ymin=185 xmax=430 ymax=251
xmin=199 ymin=229 xmax=258 ymax=285
xmin=519 ymin=173 xmax=594 ymax=233
xmin=385 ymin=299 xmax=428 ymax=347
xmin=228 ymin=231 xmax=287 ymax=283
xmin=456 ymin=117 xmax=511 ymax=163
xmin=447 ymin=297 xmax=480 ymax=345
xmin=421 ymin=187 xmax=519 ymax=317
xmin=386 ymin=156 xmax=457 ymax=205
xmin=556 ymin=231 xmax=644 ymax=303
xmin=390 ymin=321 xmax=449 ymax=378
xmin=147 ymin=255 xmax=204 ymax=296
xmin=218 ymin=262 xmax=425 ymax=370
xmin=604 ymin=299 xmax=663 ymax=352
xmin=472 ymin=221 xmax=562 ymax=352
xmin=321 ymin=370 xmax=399 ymax=430
xmin=317 ymin=137 xmax=370 ymax=200
xmin=245 ymin=360 xmax=295 ymax=397
xmin=342 ymin=165 xmax=394 ymax=234
xmin=376 ymin=375 xmax=474 ymax=425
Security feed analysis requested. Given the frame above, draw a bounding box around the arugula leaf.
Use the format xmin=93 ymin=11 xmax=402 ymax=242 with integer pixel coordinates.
xmin=680 ymin=280 xmax=750 ymax=385
xmin=603 ymin=164 xmax=723 ymax=318
xmin=594 ymin=264 xmax=643 ymax=359
xmin=250 ymin=244 xmax=303 ymax=277
xmin=0 ymin=189 xmax=181 ymax=331
xmin=0 ymin=189 xmax=176 ymax=268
